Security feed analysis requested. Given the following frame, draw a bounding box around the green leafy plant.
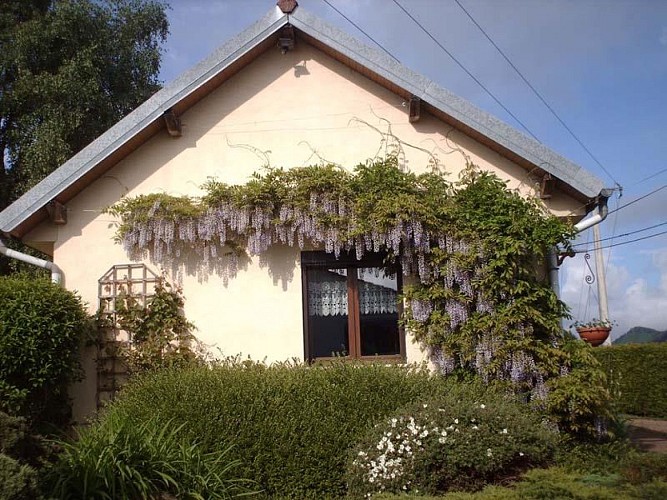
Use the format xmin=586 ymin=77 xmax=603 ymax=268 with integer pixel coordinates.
xmin=108 ymin=280 xmax=202 ymax=375
xmin=0 ymin=412 xmax=46 ymax=500
xmin=45 ymin=411 xmax=255 ymax=499
xmin=0 ymin=453 xmax=40 ymax=500
xmin=346 ymin=383 xmax=557 ymax=497
xmin=105 ymin=360 xmax=452 ymax=498
xmin=593 ymin=343 xmax=667 ymax=418
xmin=620 ymin=452 xmax=667 ymax=485
xmin=374 ymin=466 xmax=667 ymax=499
xmin=572 ymin=318 xmax=616 ymax=329
xmin=107 ymin=156 xmax=610 ymax=439
xmin=0 ymin=276 xmax=91 ymax=428
xmin=545 ymin=339 xmax=616 ymax=439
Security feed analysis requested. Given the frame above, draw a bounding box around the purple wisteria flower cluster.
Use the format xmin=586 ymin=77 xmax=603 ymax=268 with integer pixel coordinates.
xmin=118 ymin=191 xmax=465 ymax=286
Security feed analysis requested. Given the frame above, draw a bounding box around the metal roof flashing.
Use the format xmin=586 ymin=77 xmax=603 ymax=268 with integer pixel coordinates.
xmin=0 ymin=5 xmax=605 ymax=236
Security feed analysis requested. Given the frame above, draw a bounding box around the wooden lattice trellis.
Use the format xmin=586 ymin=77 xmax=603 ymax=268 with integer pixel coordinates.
xmin=97 ymin=264 xmax=160 ymax=407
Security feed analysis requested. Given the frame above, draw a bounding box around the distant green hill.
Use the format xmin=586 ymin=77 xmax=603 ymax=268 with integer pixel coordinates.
xmin=614 ymin=326 xmax=667 ymax=345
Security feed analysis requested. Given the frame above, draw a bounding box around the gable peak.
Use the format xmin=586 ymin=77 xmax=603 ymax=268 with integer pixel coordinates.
xmin=277 ymin=0 xmax=298 ymax=14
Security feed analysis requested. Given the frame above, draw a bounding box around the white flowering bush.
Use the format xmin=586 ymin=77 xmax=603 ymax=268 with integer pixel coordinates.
xmin=346 ymin=385 xmax=558 ymax=497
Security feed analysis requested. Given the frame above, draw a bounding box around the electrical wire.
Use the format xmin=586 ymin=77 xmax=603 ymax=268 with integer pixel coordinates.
xmin=321 ymin=0 xmax=400 ymax=63
xmin=574 ymin=228 xmax=667 ymax=253
xmin=604 ymin=195 xmax=619 ymax=276
xmin=390 ymin=0 xmax=541 ymax=142
xmin=631 ymin=167 xmax=667 ymax=187
xmin=452 ymin=0 xmax=620 ymax=187
xmin=571 ymin=220 xmax=667 ymax=247
xmin=606 ymin=184 xmax=667 ymax=216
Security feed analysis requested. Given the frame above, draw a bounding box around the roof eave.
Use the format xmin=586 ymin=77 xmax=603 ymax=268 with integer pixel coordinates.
xmin=1 ymin=4 xmax=607 ymax=237
xmin=0 ymin=7 xmax=289 ymax=236
xmin=289 ymin=8 xmax=605 ymax=200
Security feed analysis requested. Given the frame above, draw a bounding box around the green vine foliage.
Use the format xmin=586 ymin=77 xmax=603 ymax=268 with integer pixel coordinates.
xmin=107 ymin=156 xmax=610 ymax=438
xmin=111 ymin=281 xmax=202 ymax=375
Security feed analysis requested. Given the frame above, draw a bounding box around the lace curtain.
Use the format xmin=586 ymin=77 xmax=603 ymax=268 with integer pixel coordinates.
xmin=308 ymin=269 xmax=397 ymax=316
xmin=358 ymin=280 xmax=397 ymax=315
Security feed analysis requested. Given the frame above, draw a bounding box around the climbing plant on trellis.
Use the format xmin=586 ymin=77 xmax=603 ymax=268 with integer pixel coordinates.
xmin=107 ymin=156 xmax=612 ymax=438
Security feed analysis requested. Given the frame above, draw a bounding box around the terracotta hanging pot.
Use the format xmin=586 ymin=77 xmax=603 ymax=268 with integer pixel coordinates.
xmin=576 ymin=326 xmax=611 ymax=347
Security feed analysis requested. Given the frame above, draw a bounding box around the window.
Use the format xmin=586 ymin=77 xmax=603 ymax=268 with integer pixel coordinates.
xmin=302 ymin=251 xmax=404 ymax=361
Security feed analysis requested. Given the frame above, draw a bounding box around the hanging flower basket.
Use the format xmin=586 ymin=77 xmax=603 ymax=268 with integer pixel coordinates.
xmin=573 ymin=319 xmax=614 ymax=347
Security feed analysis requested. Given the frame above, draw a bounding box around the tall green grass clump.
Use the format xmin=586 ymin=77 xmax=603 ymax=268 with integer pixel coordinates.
xmin=105 ymin=360 xmax=450 ymax=498
xmin=45 ymin=411 xmax=254 ymax=499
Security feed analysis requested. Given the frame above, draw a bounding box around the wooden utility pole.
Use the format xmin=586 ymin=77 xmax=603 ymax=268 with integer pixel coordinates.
xmin=593 ymin=223 xmax=611 ymax=346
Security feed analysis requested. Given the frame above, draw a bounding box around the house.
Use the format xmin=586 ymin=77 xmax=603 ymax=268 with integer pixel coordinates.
xmin=0 ymin=1 xmax=608 ymax=423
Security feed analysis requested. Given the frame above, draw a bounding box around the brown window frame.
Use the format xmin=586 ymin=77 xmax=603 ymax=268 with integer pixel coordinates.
xmin=301 ymin=251 xmax=405 ymax=362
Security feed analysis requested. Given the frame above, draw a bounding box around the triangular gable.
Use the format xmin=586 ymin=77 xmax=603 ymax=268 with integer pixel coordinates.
xmin=0 ymin=3 xmax=605 ymax=239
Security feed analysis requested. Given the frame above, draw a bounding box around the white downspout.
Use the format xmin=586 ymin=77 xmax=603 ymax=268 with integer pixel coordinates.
xmin=573 ymin=198 xmax=610 ymax=233
xmin=548 ymin=190 xmax=612 ymax=299
xmin=0 ymin=238 xmax=62 ymax=284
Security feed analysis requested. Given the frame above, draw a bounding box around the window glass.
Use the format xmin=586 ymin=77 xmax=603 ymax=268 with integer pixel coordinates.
xmin=307 ymin=268 xmax=349 ymax=358
xmin=303 ymin=253 xmax=402 ymax=360
xmin=357 ymin=267 xmax=400 ymax=356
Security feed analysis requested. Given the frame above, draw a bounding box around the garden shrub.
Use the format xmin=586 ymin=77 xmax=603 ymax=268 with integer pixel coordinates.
xmin=620 ymin=452 xmax=667 ymax=485
xmin=346 ymin=382 xmax=557 ymax=497
xmin=110 ymin=280 xmax=203 ymax=375
xmin=494 ymin=468 xmax=667 ymax=500
xmin=545 ymin=339 xmax=616 ymax=440
xmin=45 ymin=411 xmax=254 ymax=499
xmin=0 ymin=453 xmax=40 ymax=500
xmin=554 ymin=439 xmax=636 ymax=475
xmin=0 ymin=412 xmax=43 ymax=500
xmin=103 ymin=360 xmax=451 ymax=498
xmin=593 ymin=343 xmax=667 ymax=418
xmin=376 ymin=467 xmax=667 ymax=499
xmin=0 ymin=276 xmax=91 ymax=428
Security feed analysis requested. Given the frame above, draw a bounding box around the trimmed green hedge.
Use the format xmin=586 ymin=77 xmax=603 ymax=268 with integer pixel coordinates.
xmin=0 ymin=276 xmax=91 ymax=428
xmin=91 ymin=361 xmax=453 ymax=498
xmin=593 ymin=343 xmax=667 ymax=418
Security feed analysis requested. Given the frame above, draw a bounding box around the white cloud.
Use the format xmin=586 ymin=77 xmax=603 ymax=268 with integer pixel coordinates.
xmin=561 ymin=247 xmax=667 ymax=339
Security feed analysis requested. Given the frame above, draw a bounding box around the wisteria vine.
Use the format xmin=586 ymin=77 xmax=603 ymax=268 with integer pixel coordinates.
xmin=107 ymin=157 xmax=610 ymax=428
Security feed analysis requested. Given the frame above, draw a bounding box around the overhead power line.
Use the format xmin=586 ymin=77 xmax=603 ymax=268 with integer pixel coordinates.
xmin=572 ymin=220 xmax=667 ymax=247
xmin=606 ymin=184 xmax=667 ymax=216
xmin=574 ymin=228 xmax=667 ymax=253
xmin=632 ymin=167 xmax=667 ymax=187
xmin=390 ymin=0 xmax=541 ymax=142
xmin=321 ymin=0 xmax=400 ymax=63
xmin=453 ymin=0 xmax=620 ymax=187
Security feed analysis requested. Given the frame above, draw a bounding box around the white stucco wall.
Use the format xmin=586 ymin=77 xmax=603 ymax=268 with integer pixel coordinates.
xmin=25 ymin=41 xmax=584 ymax=423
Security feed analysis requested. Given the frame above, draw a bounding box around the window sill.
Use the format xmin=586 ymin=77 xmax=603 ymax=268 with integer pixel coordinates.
xmin=310 ymin=354 xmax=405 ymax=365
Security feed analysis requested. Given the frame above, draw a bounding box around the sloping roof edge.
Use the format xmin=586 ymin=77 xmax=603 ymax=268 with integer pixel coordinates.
xmin=0 ymin=4 xmax=605 ymax=236
xmin=0 ymin=7 xmax=288 ymax=235
xmin=289 ymin=8 xmax=604 ymax=199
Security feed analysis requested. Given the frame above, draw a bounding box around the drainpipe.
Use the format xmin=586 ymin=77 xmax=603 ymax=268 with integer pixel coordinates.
xmin=548 ymin=189 xmax=612 ymax=299
xmin=572 ymin=193 xmax=611 ymax=233
xmin=0 ymin=238 xmax=62 ymax=284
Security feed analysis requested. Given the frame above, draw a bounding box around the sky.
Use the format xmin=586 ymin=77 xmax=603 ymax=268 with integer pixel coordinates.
xmin=158 ymin=0 xmax=667 ymax=339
